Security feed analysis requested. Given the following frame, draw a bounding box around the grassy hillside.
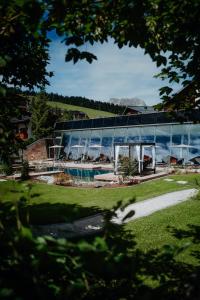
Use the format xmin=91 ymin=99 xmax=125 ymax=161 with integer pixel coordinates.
xmin=47 ymin=101 xmax=116 ymax=119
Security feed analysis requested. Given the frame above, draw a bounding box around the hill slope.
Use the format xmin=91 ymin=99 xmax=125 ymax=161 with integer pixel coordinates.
xmin=47 ymin=101 xmax=116 ymax=119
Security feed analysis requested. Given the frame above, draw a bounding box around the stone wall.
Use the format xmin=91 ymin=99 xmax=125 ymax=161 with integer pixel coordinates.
xmin=24 ymin=138 xmax=53 ymax=161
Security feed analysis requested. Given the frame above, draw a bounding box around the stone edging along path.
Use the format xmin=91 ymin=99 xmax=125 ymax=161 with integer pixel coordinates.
xmin=112 ymin=188 xmax=198 ymax=224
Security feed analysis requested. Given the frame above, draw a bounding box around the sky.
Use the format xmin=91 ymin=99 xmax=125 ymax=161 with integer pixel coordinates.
xmin=46 ymin=36 xmax=180 ymax=106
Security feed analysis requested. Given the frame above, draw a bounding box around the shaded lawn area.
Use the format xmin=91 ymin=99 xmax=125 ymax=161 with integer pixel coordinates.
xmin=0 ymin=173 xmax=200 ymax=265
xmin=126 ymin=192 xmax=200 ymax=265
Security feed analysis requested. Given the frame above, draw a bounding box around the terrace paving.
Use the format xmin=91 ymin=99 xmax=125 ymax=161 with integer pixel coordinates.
xmin=94 ymin=170 xmax=168 ymax=182
xmin=53 ymin=161 xmax=113 ymax=170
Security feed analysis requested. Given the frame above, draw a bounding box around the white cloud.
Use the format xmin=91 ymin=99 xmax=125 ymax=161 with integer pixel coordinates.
xmin=46 ymin=39 xmax=180 ymax=105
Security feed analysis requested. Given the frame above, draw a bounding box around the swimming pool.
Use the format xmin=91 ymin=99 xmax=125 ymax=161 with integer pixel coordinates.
xmin=64 ymin=168 xmax=111 ymax=181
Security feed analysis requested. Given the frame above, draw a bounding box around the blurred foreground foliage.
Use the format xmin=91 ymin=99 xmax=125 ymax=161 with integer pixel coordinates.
xmin=0 ymin=185 xmax=200 ymax=300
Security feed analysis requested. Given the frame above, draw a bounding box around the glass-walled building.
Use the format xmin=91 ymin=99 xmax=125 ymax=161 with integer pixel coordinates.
xmin=54 ymin=110 xmax=200 ymax=163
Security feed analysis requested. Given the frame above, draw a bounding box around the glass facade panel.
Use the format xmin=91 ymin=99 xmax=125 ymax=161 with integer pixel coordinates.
xmin=114 ymin=128 xmax=127 ymax=142
xmin=140 ymin=126 xmax=155 ymax=142
xmin=60 ymin=122 xmax=200 ymax=164
xmin=69 ymin=134 xmax=80 ymax=159
xmin=127 ymin=127 xmax=140 ymax=142
xmin=114 ymin=136 xmax=125 ymax=143
xmin=101 ymin=129 xmax=114 ymax=159
xmin=155 ymin=125 xmax=171 ymax=162
xmin=62 ymin=133 xmax=70 ymax=146
xmin=62 ymin=133 xmax=70 ymax=157
xmin=172 ymin=134 xmax=182 ymax=145
xmin=189 ymin=124 xmax=200 ymax=160
xmin=171 ymin=124 xmax=190 ymax=161
xmin=88 ymin=130 xmax=102 ymax=159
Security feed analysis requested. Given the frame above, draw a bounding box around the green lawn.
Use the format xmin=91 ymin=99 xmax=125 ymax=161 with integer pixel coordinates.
xmin=47 ymin=101 xmax=116 ymax=118
xmin=126 ymin=194 xmax=200 ymax=265
xmin=1 ymin=174 xmax=199 ymax=209
xmin=1 ymin=174 xmax=200 ymax=265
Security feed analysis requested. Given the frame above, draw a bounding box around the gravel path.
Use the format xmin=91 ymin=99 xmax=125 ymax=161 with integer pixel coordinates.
xmin=33 ymin=188 xmax=198 ymax=238
xmin=112 ymin=188 xmax=198 ymax=224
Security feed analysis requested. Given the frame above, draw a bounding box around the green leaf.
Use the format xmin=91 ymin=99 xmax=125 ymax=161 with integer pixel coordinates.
xmin=20 ymin=226 xmax=33 ymax=240
xmin=94 ymin=237 xmax=108 ymax=251
xmin=0 ymin=86 xmax=6 ymax=96
xmin=0 ymin=57 xmax=7 ymax=67
xmin=0 ymin=288 xmax=13 ymax=297
xmin=78 ymin=240 xmax=95 ymax=252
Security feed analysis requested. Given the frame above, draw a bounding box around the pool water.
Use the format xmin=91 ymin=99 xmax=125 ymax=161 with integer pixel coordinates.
xmin=64 ymin=168 xmax=110 ymax=181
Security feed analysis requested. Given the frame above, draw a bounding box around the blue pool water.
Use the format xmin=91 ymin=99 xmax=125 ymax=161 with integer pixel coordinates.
xmin=64 ymin=168 xmax=110 ymax=181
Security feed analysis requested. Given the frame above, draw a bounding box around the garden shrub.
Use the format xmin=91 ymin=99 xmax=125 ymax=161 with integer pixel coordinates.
xmin=20 ymin=160 xmax=30 ymax=181
xmin=54 ymin=173 xmax=73 ymax=186
xmin=0 ymin=187 xmax=200 ymax=300
xmin=118 ymin=157 xmax=138 ymax=181
xmin=1 ymin=163 xmax=13 ymax=176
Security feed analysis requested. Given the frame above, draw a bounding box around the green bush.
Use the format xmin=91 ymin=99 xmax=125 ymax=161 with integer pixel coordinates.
xmin=1 ymin=163 xmax=13 ymax=176
xmin=0 ymin=192 xmax=200 ymax=300
xmin=118 ymin=157 xmax=138 ymax=180
xmin=20 ymin=160 xmax=30 ymax=181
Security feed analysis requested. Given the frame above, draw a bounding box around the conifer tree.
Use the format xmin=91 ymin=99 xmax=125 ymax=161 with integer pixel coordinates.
xmin=30 ymin=91 xmax=52 ymax=140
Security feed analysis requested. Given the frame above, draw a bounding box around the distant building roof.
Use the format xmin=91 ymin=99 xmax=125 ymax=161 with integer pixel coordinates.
xmin=125 ymin=106 xmax=156 ymax=114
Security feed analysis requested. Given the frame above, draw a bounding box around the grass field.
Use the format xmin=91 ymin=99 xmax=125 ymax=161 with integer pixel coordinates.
xmin=47 ymin=101 xmax=116 ymax=119
xmin=1 ymin=174 xmax=199 ymax=209
xmin=126 ymin=194 xmax=200 ymax=264
xmin=1 ymin=174 xmax=200 ymax=264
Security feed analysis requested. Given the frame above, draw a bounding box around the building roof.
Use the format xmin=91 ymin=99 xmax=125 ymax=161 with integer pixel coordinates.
xmin=125 ymin=106 xmax=156 ymax=114
xmin=54 ymin=109 xmax=200 ymax=131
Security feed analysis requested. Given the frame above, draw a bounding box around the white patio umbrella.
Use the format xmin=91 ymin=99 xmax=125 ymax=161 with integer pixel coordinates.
xmin=71 ymin=145 xmax=84 ymax=148
xmin=89 ymin=144 xmax=102 ymax=148
xmin=49 ymin=145 xmax=64 ymax=148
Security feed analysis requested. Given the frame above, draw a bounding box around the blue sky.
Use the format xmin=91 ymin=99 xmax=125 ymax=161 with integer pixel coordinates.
xmin=46 ymin=36 xmax=180 ymax=106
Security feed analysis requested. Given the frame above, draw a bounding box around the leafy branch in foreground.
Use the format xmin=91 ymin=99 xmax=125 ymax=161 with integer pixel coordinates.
xmin=1 ymin=1 xmax=200 ymax=109
xmin=0 ymin=190 xmax=200 ymax=299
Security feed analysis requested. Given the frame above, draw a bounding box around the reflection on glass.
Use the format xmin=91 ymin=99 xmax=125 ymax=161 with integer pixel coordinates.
xmin=60 ymin=123 xmax=200 ymax=163
xmin=141 ymin=135 xmax=154 ymax=142
xmin=127 ymin=127 xmax=140 ymax=142
xmin=114 ymin=136 xmax=125 ymax=143
xmin=127 ymin=136 xmax=140 ymax=142
xmin=172 ymin=134 xmax=182 ymax=145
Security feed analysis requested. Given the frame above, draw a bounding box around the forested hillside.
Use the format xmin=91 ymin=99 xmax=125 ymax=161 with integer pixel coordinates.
xmin=23 ymin=90 xmax=126 ymax=115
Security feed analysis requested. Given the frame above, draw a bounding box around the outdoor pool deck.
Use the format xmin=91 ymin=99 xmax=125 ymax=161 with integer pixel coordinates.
xmin=29 ymin=160 xmax=200 ymax=173
xmin=94 ymin=170 xmax=169 ymax=182
xmin=7 ymin=170 xmax=63 ymax=180
xmin=30 ymin=160 xmax=114 ymax=171
xmin=5 ymin=159 xmax=199 ymax=182
xmin=55 ymin=161 xmax=113 ymax=170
